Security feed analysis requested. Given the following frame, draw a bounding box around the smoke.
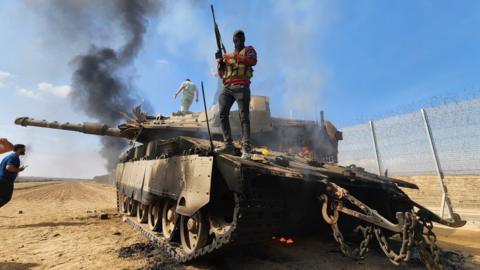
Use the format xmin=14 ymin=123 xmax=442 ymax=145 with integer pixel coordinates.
xmin=29 ymin=0 xmax=161 ymax=171
xmin=265 ymin=0 xmax=335 ymax=117
xmin=69 ymin=0 xmax=160 ymax=171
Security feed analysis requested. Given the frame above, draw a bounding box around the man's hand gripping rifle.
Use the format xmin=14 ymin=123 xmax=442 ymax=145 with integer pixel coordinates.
xmin=211 ymin=5 xmax=226 ymax=70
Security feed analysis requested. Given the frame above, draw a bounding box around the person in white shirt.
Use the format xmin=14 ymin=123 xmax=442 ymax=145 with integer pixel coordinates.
xmin=174 ymin=79 xmax=198 ymax=115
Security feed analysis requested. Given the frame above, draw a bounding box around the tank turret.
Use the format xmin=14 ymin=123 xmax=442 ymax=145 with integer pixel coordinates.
xmin=14 ymin=95 xmax=342 ymax=161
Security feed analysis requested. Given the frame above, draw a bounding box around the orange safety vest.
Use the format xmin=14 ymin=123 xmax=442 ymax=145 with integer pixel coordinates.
xmin=222 ymin=47 xmax=254 ymax=85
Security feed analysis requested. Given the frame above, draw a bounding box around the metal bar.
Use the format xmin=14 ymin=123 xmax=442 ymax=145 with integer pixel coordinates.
xmin=369 ymin=121 xmax=382 ymax=175
xmin=420 ymin=108 xmax=453 ymax=219
xmin=201 ymin=81 xmax=214 ymax=152
xmin=440 ymin=192 xmax=446 ymax=218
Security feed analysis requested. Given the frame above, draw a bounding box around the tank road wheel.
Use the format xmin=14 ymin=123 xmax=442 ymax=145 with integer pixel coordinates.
xmin=137 ymin=203 xmax=149 ymax=224
xmin=148 ymin=202 xmax=162 ymax=231
xmin=180 ymin=210 xmax=209 ymax=254
xmin=127 ymin=198 xmax=137 ymax=217
xmin=162 ymin=200 xmax=178 ymax=241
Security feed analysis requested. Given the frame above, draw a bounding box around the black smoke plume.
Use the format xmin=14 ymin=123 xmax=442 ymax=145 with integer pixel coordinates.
xmin=68 ymin=0 xmax=159 ymax=171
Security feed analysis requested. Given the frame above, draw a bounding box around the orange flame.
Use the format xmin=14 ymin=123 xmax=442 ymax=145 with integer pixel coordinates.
xmin=274 ymin=236 xmax=295 ymax=245
xmin=300 ymin=146 xmax=313 ymax=159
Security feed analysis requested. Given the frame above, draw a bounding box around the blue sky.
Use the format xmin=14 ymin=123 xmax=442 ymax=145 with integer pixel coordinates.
xmin=1 ymin=0 xmax=479 ymax=178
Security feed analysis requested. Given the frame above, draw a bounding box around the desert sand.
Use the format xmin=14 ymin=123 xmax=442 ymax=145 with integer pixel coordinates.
xmin=0 ymin=181 xmax=478 ymax=270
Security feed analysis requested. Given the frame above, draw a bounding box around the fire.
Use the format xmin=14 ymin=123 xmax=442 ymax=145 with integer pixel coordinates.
xmin=300 ymin=146 xmax=313 ymax=159
xmin=272 ymin=236 xmax=295 ymax=245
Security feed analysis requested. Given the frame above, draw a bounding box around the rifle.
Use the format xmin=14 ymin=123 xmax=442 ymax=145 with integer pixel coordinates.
xmin=211 ymin=5 xmax=226 ymax=59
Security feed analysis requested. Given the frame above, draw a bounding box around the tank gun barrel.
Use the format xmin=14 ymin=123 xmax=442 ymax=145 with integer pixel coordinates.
xmin=15 ymin=117 xmax=122 ymax=137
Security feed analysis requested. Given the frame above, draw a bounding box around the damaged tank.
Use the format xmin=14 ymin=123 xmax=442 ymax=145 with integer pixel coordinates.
xmin=14 ymin=101 xmax=466 ymax=268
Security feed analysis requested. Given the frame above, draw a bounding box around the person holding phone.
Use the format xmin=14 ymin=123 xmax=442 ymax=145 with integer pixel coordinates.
xmin=0 ymin=144 xmax=27 ymax=208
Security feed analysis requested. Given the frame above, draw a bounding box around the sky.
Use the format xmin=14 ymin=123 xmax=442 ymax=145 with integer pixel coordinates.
xmin=1 ymin=0 xmax=480 ymax=178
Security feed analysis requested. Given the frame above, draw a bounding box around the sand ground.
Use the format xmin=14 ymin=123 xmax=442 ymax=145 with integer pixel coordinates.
xmin=0 ymin=181 xmax=478 ymax=270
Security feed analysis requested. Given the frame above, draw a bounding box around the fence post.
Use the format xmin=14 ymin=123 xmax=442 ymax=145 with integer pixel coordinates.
xmin=369 ymin=120 xmax=382 ymax=175
xmin=420 ymin=108 xmax=453 ymax=219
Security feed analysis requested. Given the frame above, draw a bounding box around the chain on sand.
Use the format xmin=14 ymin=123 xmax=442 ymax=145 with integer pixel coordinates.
xmin=374 ymin=211 xmax=416 ymax=265
xmin=327 ymin=205 xmax=445 ymax=269
xmin=415 ymin=218 xmax=444 ymax=270
xmin=331 ymin=221 xmax=373 ymax=259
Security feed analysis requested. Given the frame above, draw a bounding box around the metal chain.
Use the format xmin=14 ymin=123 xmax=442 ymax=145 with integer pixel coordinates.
xmin=320 ymin=193 xmax=445 ymax=269
xmin=356 ymin=225 xmax=374 ymax=258
xmin=414 ymin=218 xmax=444 ymax=270
xmin=373 ymin=211 xmax=416 ymax=265
xmin=323 ymin=197 xmax=374 ymax=259
xmin=425 ymin=220 xmax=443 ymax=270
xmin=331 ymin=220 xmax=374 ymax=259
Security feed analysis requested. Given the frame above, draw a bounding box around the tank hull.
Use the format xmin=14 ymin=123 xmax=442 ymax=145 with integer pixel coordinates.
xmin=115 ymin=136 xmax=465 ymax=265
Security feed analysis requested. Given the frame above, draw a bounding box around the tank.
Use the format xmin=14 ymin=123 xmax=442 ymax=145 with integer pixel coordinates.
xmin=14 ymin=102 xmax=466 ymax=268
xmin=15 ymin=96 xmax=342 ymax=162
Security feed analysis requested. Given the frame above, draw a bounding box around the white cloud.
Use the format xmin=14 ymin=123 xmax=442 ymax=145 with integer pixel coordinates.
xmin=15 ymin=82 xmax=72 ymax=100
xmin=38 ymin=82 xmax=72 ymax=98
xmin=0 ymin=71 xmax=12 ymax=87
xmin=17 ymin=88 xmax=41 ymax=99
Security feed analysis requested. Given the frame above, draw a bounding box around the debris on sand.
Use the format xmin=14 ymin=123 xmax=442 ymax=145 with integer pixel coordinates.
xmin=18 ymin=210 xmax=23 ymax=214
xmin=119 ymin=243 xmax=157 ymax=258
xmin=99 ymin=212 xmax=109 ymax=220
xmin=84 ymin=209 xmax=100 ymax=218
xmin=410 ymin=248 xmax=466 ymax=269
xmin=118 ymin=243 xmax=183 ymax=270
xmin=440 ymin=251 xmax=466 ymax=269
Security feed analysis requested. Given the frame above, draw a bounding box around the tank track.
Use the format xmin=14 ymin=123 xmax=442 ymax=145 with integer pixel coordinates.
xmin=119 ymin=188 xmax=285 ymax=263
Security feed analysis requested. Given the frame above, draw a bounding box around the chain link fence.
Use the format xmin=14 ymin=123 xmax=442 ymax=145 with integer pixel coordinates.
xmin=338 ymin=98 xmax=480 ymax=176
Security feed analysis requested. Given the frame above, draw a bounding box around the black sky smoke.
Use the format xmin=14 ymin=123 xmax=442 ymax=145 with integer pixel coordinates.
xmin=62 ymin=0 xmax=159 ymax=171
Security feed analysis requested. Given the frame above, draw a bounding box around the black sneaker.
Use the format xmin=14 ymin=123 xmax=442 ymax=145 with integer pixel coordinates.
xmin=214 ymin=143 xmax=236 ymax=155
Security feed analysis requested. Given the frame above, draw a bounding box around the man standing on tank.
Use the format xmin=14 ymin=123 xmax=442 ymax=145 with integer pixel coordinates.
xmin=0 ymin=144 xmax=27 ymax=208
xmin=174 ymin=79 xmax=199 ymax=115
xmin=215 ymin=30 xmax=257 ymax=159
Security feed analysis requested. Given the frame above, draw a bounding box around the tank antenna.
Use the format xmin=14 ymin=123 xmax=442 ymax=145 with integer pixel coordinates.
xmin=201 ymin=81 xmax=214 ymax=152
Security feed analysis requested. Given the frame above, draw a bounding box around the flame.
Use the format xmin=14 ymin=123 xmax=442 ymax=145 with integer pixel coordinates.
xmin=273 ymin=236 xmax=295 ymax=245
xmin=300 ymin=146 xmax=313 ymax=159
